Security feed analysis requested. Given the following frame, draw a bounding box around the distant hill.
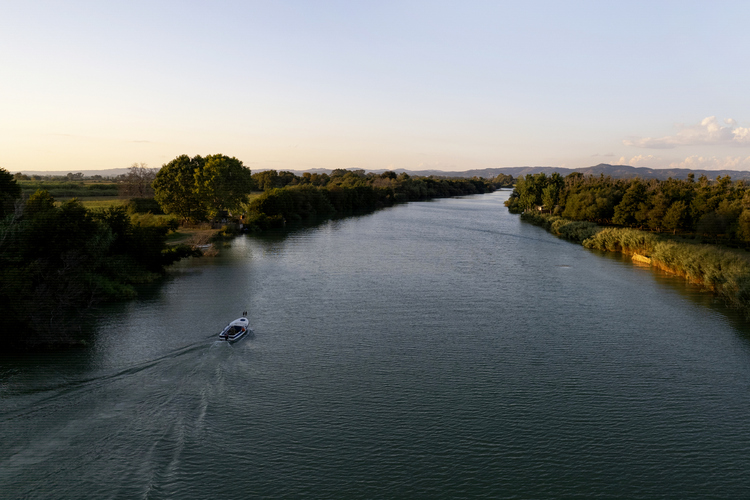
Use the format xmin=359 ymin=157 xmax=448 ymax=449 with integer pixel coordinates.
xmin=460 ymin=164 xmax=750 ymax=181
xmin=12 ymin=164 xmax=750 ymax=181
xmin=272 ymin=164 xmax=750 ymax=181
xmin=13 ymin=168 xmax=131 ymax=177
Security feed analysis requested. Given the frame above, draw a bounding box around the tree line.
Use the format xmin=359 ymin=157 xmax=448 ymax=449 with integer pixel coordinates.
xmin=505 ymin=172 xmax=750 ymax=244
xmin=242 ymin=169 xmax=506 ymax=230
xmin=150 ymin=155 xmax=513 ymax=225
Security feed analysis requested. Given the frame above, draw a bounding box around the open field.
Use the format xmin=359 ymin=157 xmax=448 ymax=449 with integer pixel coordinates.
xmin=69 ymin=198 xmax=128 ymax=209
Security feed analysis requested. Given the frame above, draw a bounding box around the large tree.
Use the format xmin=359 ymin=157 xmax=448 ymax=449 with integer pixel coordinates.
xmin=197 ymin=154 xmax=253 ymax=218
xmin=153 ymin=155 xmax=207 ymax=222
xmin=153 ymin=154 xmax=253 ymax=221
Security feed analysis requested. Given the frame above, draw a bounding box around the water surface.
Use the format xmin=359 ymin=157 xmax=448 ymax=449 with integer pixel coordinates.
xmin=2 ymin=191 xmax=750 ymax=498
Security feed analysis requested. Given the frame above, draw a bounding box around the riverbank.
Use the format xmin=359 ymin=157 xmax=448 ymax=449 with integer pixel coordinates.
xmin=521 ymin=212 xmax=750 ymax=315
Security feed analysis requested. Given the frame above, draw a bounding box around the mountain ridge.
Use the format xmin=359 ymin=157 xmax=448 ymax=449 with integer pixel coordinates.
xmin=11 ymin=164 xmax=750 ymax=181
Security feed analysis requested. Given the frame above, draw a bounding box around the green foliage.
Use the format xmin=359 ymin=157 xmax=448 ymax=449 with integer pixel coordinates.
xmin=491 ymin=173 xmax=515 ymax=188
xmin=18 ymin=180 xmax=119 ymax=198
xmin=582 ymin=227 xmax=659 ymax=254
xmin=153 ymin=154 xmax=208 ymax=222
xmin=520 ymin=212 xmax=602 ymax=243
xmin=252 ymin=170 xmax=298 ymax=191
xmin=153 ymin=154 xmax=253 ymax=222
xmin=0 ymin=192 xmax=195 ymax=349
xmin=507 ymin=171 xmax=750 ymax=246
xmin=198 ymin=154 xmax=254 ymax=218
xmin=125 ymin=197 xmax=164 ymax=214
xmin=0 ymin=168 xmax=22 ymax=218
xmin=242 ymin=170 xmax=498 ymax=232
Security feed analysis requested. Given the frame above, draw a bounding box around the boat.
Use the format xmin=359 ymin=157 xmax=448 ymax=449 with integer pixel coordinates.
xmin=219 ymin=312 xmax=252 ymax=342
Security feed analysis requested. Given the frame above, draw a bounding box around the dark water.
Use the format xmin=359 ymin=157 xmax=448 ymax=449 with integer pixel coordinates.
xmin=3 ymin=191 xmax=750 ymax=498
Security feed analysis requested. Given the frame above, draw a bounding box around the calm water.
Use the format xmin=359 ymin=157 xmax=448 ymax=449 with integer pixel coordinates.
xmin=3 ymin=191 xmax=750 ymax=498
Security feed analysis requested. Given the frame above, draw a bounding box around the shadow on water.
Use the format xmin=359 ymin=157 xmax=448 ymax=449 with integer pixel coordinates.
xmin=592 ymin=248 xmax=750 ymax=340
xmin=247 ymin=206 xmax=389 ymax=245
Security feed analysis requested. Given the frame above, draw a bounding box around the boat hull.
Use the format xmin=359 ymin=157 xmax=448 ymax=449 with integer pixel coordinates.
xmin=219 ymin=317 xmax=252 ymax=342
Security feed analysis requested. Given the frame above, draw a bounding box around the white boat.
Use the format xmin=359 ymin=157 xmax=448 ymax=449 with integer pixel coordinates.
xmin=219 ymin=313 xmax=252 ymax=342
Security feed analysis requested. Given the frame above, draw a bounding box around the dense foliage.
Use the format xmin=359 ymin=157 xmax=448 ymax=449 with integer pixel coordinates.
xmin=244 ymin=169 xmax=505 ymax=230
xmin=506 ymin=172 xmax=750 ymax=245
xmin=153 ymin=154 xmax=253 ymax=222
xmin=0 ymin=168 xmax=22 ymax=218
xmin=0 ymin=173 xmax=197 ymax=349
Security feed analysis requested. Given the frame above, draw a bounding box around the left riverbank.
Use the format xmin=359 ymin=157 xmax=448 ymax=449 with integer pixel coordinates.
xmin=521 ymin=211 xmax=750 ymax=315
xmin=0 ymin=189 xmax=200 ymax=351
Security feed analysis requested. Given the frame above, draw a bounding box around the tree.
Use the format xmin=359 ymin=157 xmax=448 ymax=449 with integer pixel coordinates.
xmin=197 ymin=154 xmax=253 ymax=218
xmin=613 ymin=180 xmax=647 ymax=226
xmin=662 ymin=200 xmax=688 ymax=234
xmin=154 ymin=154 xmax=253 ymax=222
xmin=118 ymin=163 xmax=157 ymax=197
xmin=153 ymin=155 xmax=207 ymax=222
xmin=0 ymin=168 xmax=21 ymax=219
xmin=252 ymin=170 xmax=281 ymax=191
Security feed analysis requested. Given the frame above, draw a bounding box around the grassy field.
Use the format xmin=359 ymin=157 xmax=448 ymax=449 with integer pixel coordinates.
xmin=19 ymin=180 xmax=119 ymax=198
xmin=73 ymin=198 xmax=128 ymax=209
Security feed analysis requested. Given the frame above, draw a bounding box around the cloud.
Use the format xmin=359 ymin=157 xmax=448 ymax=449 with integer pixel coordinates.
xmin=623 ymin=117 xmax=750 ymax=149
xmin=624 ymin=154 xmax=660 ymax=167
xmin=667 ymin=155 xmax=750 ymax=170
xmin=617 ymin=153 xmax=750 ymax=170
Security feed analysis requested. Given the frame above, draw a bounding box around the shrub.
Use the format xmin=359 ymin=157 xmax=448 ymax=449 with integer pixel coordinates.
xmin=125 ymin=197 xmax=163 ymax=214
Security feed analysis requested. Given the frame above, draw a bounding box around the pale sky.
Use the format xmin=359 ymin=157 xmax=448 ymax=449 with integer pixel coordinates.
xmin=2 ymin=1 xmax=750 ymax=173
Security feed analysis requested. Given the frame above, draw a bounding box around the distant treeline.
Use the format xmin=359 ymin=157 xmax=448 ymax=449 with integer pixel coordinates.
xmin=244 ymin=169 xmax=511 ymax=230
xmin=12 ymin=172 xmax=112 ymax=182
xmin=14 ymin=164 xmax=158 ymax=199
xmin=17 ymin=180 xmax=119 ymax=198
xmin=506 ymin=172 xmax=750 ymax=245
xmin=0 ymin=169 xmax=197 ymax=349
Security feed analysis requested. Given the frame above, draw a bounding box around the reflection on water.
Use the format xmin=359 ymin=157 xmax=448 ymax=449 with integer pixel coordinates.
xmin=2 ymin=191 xmax=750 ymax=498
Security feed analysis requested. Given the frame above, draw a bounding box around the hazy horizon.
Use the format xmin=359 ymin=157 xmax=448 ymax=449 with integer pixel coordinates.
xmin=2 ymin=1 xmax=749 ymax=173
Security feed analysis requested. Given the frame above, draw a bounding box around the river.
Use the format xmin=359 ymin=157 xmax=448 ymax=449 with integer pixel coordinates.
xmin=2 ymin=190 xmax=750 ymax=498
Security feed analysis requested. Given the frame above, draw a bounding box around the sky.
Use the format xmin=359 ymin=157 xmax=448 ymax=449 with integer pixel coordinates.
xmin=2 ymin=0 xmax=750 ymax=173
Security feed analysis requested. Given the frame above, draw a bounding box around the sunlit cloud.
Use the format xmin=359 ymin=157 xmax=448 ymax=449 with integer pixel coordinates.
xmin=623 ymin=117 xmax=750 ymax=149
xmin=617 ymin=154 xmax=750 ymax=170
xmin=622 ymin=154 xmax=661 ymax=167
xmin=667 ymin=155 xmax=750 ymax=170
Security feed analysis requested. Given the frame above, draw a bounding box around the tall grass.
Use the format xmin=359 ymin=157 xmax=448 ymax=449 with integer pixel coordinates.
xmin=520 ymin=212 xmax=601 ymax=243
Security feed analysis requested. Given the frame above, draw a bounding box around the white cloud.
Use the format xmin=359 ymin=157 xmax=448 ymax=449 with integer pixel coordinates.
xmin=617 ymin=153 xmax=750 ymax=170
xmin=623 ymin=116 xmax=750 ymax=149
xmin=626 ymin=154 xmax=661 ymax=167
xmin=667 ymin=155 xmax=750 ymax=170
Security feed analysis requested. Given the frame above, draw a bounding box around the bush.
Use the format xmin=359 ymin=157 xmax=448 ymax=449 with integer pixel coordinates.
xmin=583 ymin=228 xmax=659 ymax=254
xmin=521 ymin=212 xmax=601 ymax=243
xmin=125 ymin=197 xmax=164 ymax=214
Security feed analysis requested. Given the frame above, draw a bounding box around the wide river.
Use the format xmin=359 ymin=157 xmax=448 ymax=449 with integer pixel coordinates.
xmin=2 ymin=190 xmax=750 ymax=498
